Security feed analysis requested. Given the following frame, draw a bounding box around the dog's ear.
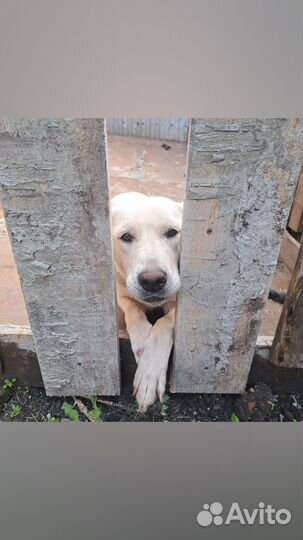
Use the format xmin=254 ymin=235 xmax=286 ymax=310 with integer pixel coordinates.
xmin=109 ymin=196 xmax=120 ymax=223
xmin=177 ymin=201 xmax=184 ymax=215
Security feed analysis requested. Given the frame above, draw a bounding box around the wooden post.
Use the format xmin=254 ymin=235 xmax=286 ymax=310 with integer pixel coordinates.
xmin=0 ymin=119 xmax=120 ymax=396
xmin=270 ymin=239 xmax=303 ymax=368
xmin=278 ymin=230 xmax=300 ymax=273
xmin=288 ymin=166 xmax=303 ymax=233
xmin=171 ymin=119 xmax=303 ymax=393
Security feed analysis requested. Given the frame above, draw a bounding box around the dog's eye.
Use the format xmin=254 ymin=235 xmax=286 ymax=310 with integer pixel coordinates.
xmin=120 ymin=232 xmax=134 ymax=243
xmin=165 ymin=228 xmax=179 ymax=238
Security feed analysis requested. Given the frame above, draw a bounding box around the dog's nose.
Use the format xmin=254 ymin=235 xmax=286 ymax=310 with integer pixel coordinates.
xmin=138 ymin=271 xmax=167 ymax=292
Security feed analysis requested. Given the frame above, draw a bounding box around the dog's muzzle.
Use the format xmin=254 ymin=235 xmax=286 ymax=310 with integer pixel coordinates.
xmin=138 ymin=271 xmax=167 ymax=293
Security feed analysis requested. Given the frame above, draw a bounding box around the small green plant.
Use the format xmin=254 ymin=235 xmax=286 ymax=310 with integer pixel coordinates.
xmin=231 ymin=412 xmax=240 ymax=423
xmin=10 ymin=404 xmax=22 ymax=418
xmin=63 ymin=402 xmax=79 ymax=422
xmin=47 ymin=417 xmax=60 ymax=423
xmin=88 ymin=396 xmax=102 ymax=422
xmin=268 ymin=401 xmax=277 ymax=411
xmin=160 ymin=394 xmax=169 ymax=418
xmin=127 ymin=402 xmax=139 ymax=414
xmin=3 ymin=378 xmax=16 ymax=390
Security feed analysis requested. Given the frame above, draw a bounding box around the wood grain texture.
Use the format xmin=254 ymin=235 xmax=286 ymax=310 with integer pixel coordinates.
xmin=171 ymin=119 xmax=303 ymax=393
xmin=278 ymin=230 xmax=300 ymax=273
xmin=270 ymin=240 xmax=303 ymax=368
xmin=0 ymin=119 xmax=120 ymax=395
xmin=288 ymin=166 xmax=303 ymax=232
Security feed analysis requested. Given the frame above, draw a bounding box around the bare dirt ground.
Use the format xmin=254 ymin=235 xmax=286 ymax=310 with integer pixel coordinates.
xmin=1 ymin=381 xmax=303 ymax=423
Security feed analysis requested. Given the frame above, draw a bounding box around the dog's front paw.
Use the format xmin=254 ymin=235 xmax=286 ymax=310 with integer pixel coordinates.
xmin=129 ymin=319 xmax=152 ymax=363
xmin=133 ymin=348 xmax=167 ymax=412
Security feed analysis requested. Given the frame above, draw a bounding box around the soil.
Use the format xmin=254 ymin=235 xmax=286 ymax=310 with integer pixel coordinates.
xmin=0 ymin=382 xmax=302 ymax=423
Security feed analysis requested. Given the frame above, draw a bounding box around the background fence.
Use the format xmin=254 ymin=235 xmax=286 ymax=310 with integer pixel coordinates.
xmin=106 ymin=118 xmax=190 ymax=142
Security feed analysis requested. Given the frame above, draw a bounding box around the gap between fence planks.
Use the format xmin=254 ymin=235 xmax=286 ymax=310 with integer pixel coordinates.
xmin=171 ymin=119 xmax=303 ymax=393
xmin=270 ymin=238 xmax=303 ymax=368
xmin=0 ymin=119 xmax=120 ymax=396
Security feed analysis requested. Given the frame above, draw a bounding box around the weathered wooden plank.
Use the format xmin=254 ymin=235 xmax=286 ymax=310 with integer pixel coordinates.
xmin=288 ymin=166 xmax=303 ymax=232
xmin=171 ymin=119 xmax=303 ymax=393
xmin=2 ymin=325 xmax=303 ymax=395
xmin=270 ymin=239 xmax=303 ymax=368
xmin=247 ymin=347 xmax=303 ymax=395
xmin=0 ymin=119 xmax=120 ymax=395
xmin=278 ymin=230 xmax=300 ymax=273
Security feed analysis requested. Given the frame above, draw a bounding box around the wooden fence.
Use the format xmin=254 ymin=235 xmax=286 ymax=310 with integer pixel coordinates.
xmin=0 ymin=119 xmax=303 ymax=396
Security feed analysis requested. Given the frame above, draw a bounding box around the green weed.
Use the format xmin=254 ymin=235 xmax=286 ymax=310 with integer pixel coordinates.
xmin=230 ymin=412 xmax=240 ymax=423
xmin=63 ymin=402 xmax=79 ymax=422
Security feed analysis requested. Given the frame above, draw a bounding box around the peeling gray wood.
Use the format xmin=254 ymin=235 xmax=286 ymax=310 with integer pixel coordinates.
xmin=270 ymin=240 xmax=303 ymax=368
xmin=171 ymin=119 xmax=303 ymax=393
xmin=0 ymin=119 xmax=120 ymax=395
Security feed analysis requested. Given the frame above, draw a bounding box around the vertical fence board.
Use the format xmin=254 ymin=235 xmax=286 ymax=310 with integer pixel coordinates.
xmin=270 ymin=239 xmax=303 ymax=368
xmin=288 ymin=166 xmax=303 ymax=232
xmin=171 ymin=119 xmax=303 ymax=393
xmin=0 ymin=119 xmax=120 ymax=396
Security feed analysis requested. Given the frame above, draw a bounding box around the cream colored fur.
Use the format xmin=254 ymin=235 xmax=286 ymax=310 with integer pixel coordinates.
xmin=111 ymin=192 xmax=183 ymax=411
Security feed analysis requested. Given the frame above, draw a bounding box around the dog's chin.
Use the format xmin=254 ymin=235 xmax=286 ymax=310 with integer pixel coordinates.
xmin=128 ymin=290 xmax=170 ymax=307
xmin=139 ymin=295 xmax=168 ymax=307
xmin=131 ymin=288 xmax=179 ymax=307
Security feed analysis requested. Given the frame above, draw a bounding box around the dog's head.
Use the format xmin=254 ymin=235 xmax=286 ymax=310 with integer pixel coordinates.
xmin=111 ymin=192 xmax=183 ymax=306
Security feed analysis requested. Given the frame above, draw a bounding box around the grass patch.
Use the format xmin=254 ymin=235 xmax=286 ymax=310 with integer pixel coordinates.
xmin=63 ymin=402 xmax=79 ymax=422
xmin=87 ymin=396 xmax=102 ymax=422
xmin=10 ymin=404 xmax=22 ymax=419
xmin=160 ymin=394 xmax=169 ymax=418
xmin=2 ymin=378 xmax=17 ymax=390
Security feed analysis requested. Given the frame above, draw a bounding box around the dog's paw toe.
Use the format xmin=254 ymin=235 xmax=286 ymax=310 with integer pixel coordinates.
xmin=136 ymin=388 xmax=157 ymax=413
xmin=135 ymin=346 xmax=144 ymax=359
xmin=133 ymin=364 xmax=167 ymax=412
xmin=134 ymin=375 xmax=155 ymax=412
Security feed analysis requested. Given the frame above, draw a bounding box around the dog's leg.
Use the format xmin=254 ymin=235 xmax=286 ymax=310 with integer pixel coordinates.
xmin=118 ymin=296 xmax=152 ymax=363
xmin=133 ymin=307 xmax=176 ymax=412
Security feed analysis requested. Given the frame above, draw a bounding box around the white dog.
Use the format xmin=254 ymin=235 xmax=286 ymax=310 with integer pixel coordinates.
xmin=110 ymin=192 xmax=183 ymax=412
